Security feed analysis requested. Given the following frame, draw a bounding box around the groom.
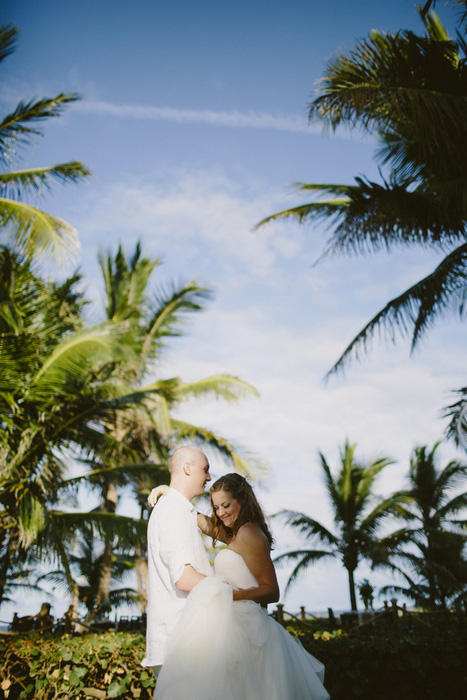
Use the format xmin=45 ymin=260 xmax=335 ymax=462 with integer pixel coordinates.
xmin=142 ymin=446 xmax=212 ymax=677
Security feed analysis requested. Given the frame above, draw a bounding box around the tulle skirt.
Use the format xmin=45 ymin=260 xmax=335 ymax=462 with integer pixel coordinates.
xmin=154 ymin=575 xmax=330 ymax=700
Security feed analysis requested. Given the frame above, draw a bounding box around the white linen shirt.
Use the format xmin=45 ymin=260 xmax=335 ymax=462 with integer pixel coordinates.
xmin=142 ymin=488 xmax=211 ymax=666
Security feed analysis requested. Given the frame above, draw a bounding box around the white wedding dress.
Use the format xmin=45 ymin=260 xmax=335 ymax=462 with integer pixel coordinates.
xmin=154 ymin=548 xmax=330 ymax=700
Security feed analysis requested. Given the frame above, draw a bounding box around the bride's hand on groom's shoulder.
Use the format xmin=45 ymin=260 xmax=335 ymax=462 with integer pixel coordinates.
xmin=148 ymin=484 xmax=169 ymax=507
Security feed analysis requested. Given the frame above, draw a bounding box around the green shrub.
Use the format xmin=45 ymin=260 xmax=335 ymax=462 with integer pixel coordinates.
xmin=0 ymin=632 xmax=154 ymax=699
xmin=1 ymin=621 xmax=466 ymax=699
xmin=299 ymin=619 xmax=467 ymax=700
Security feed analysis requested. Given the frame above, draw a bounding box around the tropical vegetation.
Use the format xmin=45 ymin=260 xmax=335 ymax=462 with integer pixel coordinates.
xmin=274 ymin=441 xmax=396 ymax=611
xmin=257 ymin=4 xmax=467 ymax=440
xmin=0 ymin=25 xmax=90 ymax=263
xmin=379 ymin=443 xmax=467 ymax=609
xmin=0 ymin=25 xmax=261 ymax=621
xmin=2 ymin=621 xmax=466 ymax=700
xmin=276 ymin=440 xmax=467 ymax=612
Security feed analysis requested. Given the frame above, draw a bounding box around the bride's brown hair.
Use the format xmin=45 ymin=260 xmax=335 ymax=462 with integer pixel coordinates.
xmin=210 ymin=473 xmax=274 ymax=548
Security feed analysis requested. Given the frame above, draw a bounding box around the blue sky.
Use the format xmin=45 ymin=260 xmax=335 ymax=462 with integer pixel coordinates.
xmin=2 ymin=0 xmax=466 ymax=618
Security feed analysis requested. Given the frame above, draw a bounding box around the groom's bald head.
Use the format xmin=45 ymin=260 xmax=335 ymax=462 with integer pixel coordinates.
xmin=169 ymin=446 xmax=207 ymax=474
xmin=168 ymin=446 xmax=211 ymax=500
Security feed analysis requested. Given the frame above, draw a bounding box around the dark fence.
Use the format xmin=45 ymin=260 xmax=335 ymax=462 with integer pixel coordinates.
xmin=2 ymin=597 xmax=465 ymax=639
xmin=271 ymin=597 xmax=467 ymax=632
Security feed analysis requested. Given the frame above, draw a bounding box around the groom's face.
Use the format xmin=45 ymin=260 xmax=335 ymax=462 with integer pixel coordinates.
xmin=188 ymin=454 xmax=211 ymax=496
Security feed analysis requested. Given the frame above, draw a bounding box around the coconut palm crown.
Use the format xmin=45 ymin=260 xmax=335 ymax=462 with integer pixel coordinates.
xmin=274 ymin=441 xmax=395 ymax=611
xmin=257 ymin=6 xmax=467 ymax=440
xmin=0 ymin=25 xmax=90 ymax=263
xmin=379 ymin=443 xmax=467 ymax=609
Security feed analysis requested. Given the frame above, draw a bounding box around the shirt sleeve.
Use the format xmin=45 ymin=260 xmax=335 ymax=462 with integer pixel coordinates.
xmin=158 ymin=504 xmax=198 ymax=585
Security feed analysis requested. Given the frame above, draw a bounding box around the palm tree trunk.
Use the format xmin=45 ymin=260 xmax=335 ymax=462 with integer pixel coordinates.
xmin=95 ymin=480 xmax=118 ymax=615
xmin=348 ymin=568 xmax=358 ymax=611
xmin=134 ymin=542 xmax=148 ymax=614
xmin=0 ymin=550 xmax=11 ymax=607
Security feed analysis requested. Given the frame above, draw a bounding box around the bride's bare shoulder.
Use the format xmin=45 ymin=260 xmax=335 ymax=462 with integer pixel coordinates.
xmin=236 ymin=522 xmax=269 ymax=548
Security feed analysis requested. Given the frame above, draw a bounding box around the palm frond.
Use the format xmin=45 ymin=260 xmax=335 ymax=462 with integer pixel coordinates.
xmin=443 ymin=386 xmax=467 ymax=444
xmin=0 ymin=162 xmax=91 ymax=199
xmin=0 ymin=196 xmax=79 ymax=261
xmin=0 ymin=93 xmax=81 ymax=165
xmin=276 ymin=509 xmax=338 ymax=546
xmin=17 ymin=491 xmax=45 ymax=546
xmin=308 ymin=13 xmax=464 ymax=143
xmin=255 ymin=197 xmax=349 ymax=228
xmin=274 ymin=548 xmax=336 ymax=593
xmin=171 ymin=419 xmax=267 ymax=479
xmin=98 ymin=241 xmax=159 ymax=323
xmin=326 ymin=243 xmax=467 ymax=377
xmin=437 ymin=491 xmax=467 ymax=519
xmin=0 ymin=25 xmax=17 ymax=64
xmin=318 ymin=452 xmax=340 ymax=513
xmin=142 ymin=281 xmax=212 ymax=357
xmin=31 ymin=324 xmax=126 ymax=391
xmin=177 ymin=375 xmax=259 ymax=402
xmin=50 ymin=510 xmax=146 ymax=545
xmin=359 ymin=492 xmax=405 ymax=534
xmin=61 ymin=462 xmax=167 ymax=487
xmin=434 ymin=459 xmax=467 ymax=497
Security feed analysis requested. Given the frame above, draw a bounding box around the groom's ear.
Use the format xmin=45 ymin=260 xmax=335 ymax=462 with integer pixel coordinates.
xmin=183 ymin=462 xmax=191 ymax=475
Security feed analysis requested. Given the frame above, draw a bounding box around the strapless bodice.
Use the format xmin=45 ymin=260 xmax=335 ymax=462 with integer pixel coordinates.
xmin=214 ymin=548 xmax=258 ymax=588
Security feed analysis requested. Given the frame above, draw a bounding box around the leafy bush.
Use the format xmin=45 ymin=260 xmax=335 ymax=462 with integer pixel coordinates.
xmin=1 ymin=622 xmax=466 ymax=699
xmin=0 ymin=632 xmax=154 ymax=699
xmin=299 ymin=619 xmax=467 ymax=700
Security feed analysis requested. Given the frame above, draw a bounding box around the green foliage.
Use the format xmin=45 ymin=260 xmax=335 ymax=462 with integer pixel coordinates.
xmin=379 ymin=443 xmax=467 ymax=609
xmin=0 ymin=632 xmax=155 ymax=699
xmin=1 ymin=624 xmax=465 ymax=699
xmin=298 ymin=619 xmax=467 ymax=699
xmin=258 ymin=5 xmax=467 ymax=427
xmin=274 ymin=441 xmax=397 ymax=610
xmin=0 ymin=26 xmax=91 ymax=262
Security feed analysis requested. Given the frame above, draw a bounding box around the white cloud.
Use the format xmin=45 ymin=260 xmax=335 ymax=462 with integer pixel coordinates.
xmin=74 ymin=99 xmax=317 ymax=135
xmin=79 ymin=169 xmax=310 ymax=283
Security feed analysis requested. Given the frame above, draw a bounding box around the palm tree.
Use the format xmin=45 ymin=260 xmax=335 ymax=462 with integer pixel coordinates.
xmin=379 ymin=443 xmax=467 ymax=609
xmin=0 ymin=243 xmax=262 ymax=614
xmin=274 ymin=441 xmax=394 ymax=611
xmin=38 ymin=523 xmax=143 ymax=621
xmin=257 ymin=8 xmax=467 ymax=389
xmin=0 ymin=250 xmax=163 ymax=607
xmin=0 ymin=25 xmax=90 ymax=263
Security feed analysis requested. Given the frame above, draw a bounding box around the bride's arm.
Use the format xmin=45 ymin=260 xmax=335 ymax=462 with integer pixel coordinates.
xmin=196 ymin=512 xmax=213 ymax=535
xmin=231 ymin=524 xmax=280 ymax=605
xmin=147 ymin=489 xmax=230 ymax=541
xmin=148 ymin=484 xmax=169 ymax=507
xmin=196 ymin=513 xmax=231 ymax=544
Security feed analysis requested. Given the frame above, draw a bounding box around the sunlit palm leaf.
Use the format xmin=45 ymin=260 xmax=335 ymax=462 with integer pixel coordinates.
xmin=0 ymin=162 xmax=90 ymax=199
xmin=51 ymin=510 xmax=147 ymax=543
xmin=178 ymin=374 xmax=259 ymax=402
xmin=0 ymin=197 xmax=79 ymax=261
xmin=62 ymin=462 xmax=166 ymax=487
xmin=0 ymin=93 xmax=81 ymax=165
xmin=142 ymin=281 xmax=212 ymax=357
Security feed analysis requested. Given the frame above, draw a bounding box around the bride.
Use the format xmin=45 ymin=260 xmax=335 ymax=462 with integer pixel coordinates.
xmin=148 ymin=473 xmax=329 ymax=700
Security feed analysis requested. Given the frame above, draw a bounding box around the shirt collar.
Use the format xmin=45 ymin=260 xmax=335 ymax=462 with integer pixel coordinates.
xmin=167 ymin=487 xmax=196 ymax=512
